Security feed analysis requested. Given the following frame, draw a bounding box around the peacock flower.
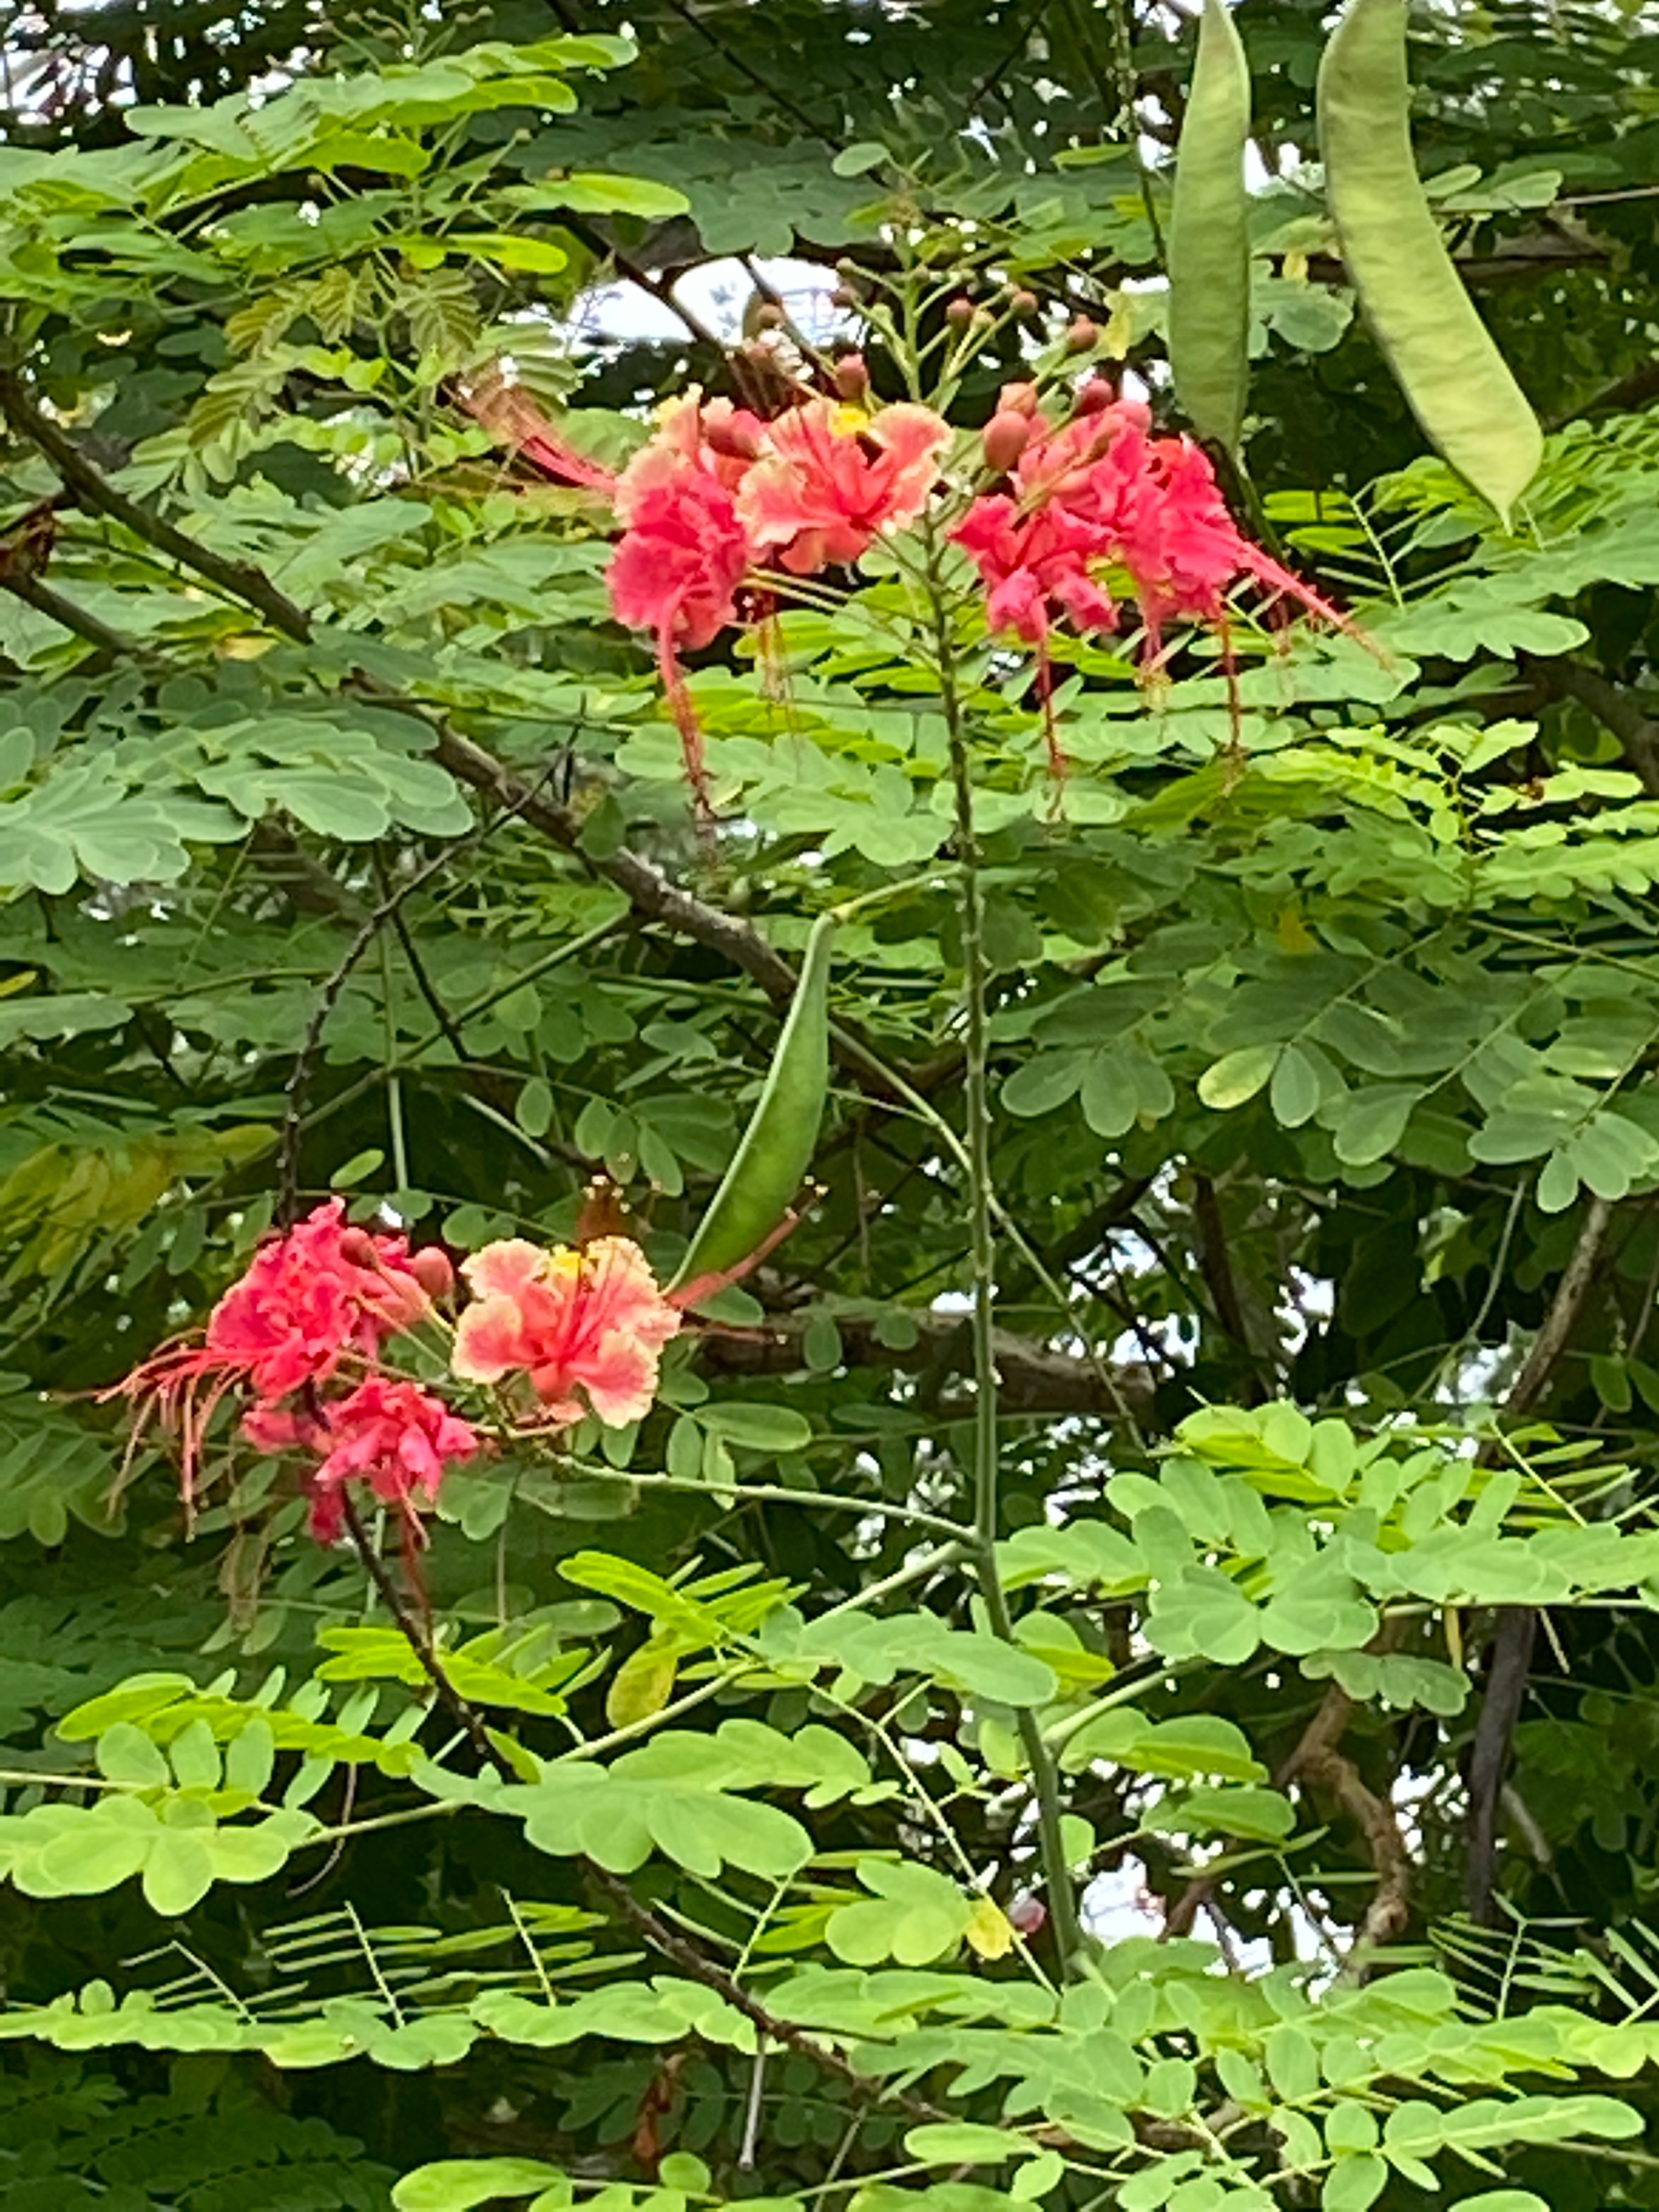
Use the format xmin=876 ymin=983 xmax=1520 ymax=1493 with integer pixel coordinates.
xmin=244 ymin=1377 xmax=481 ymax=1545
xmin=953 ymin=380 xmax=1341 ymax=658
xmin=613 ymin=392 xmax=768 ymax=514
xmin=452 ymin=1234 xmax=681 ymax=1429
xmin=108 ymin=1201 xmax=451 ymax=1508
xmin=606 ymin=393 xmax=771 ymax=815
xmin=456 ymin=368 xmax=620 ymax=498
xmin=952 ymin=493 xmax=1120 ymax=647
xmin=737 ymin=400 xmax=952 ymax=574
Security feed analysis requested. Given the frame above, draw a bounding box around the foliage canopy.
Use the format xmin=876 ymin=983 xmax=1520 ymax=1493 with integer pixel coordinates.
xmin=1 ymin=0 xmax=1658 ymax=2208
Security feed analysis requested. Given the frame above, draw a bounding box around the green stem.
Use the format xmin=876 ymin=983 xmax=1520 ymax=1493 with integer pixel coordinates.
xmin=924 ymin=554 xmax=1086 ymax=1978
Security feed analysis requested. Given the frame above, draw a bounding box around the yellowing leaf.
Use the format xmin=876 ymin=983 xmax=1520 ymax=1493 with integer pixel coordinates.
xmin=964 ymin=1895 xmax=1016 ymax=1959
xmin=604 ymin=1637 xmax=680 ymax=1729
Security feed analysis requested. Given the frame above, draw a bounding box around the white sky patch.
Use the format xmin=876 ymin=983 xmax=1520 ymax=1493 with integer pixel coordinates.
xmin=583 ymin=256 xmax=839 ymax=347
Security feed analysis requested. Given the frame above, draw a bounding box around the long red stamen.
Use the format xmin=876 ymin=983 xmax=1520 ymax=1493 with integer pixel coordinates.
xmin=657 ymin=622 xmax=714 ymax=823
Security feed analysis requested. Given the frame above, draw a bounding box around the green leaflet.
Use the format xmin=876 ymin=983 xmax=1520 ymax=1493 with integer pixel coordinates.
xmin=1317 ymin=0 xmax=1542 ymax=524
xmin=1168 ymin=0 xmax=1252 ymax=452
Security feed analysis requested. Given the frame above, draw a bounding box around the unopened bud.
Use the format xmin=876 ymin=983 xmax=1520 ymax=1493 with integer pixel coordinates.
xmin=1010 ymin=288 xmax=1040 ymax=318
xmin=755 ymin=301 xmax=786 ymax=329
xmin=833 ymin=350 xmax=870 ymax=401
xmin=1064 ymin=314 xmax=1099 ymax=354
xmin=1074 ymin=375 xmax=1116 ymax=416
xmin=945 ymin=295 xmax=975 ymax=329
xmin=1007 ymin=1892 xmax=1047 ymax=1936
xmin=831 ymin=283 xmax=860 ymax=311
xmin=983 ymin=410 xmax=1031 ymax=472
xmin=998 ymin=380 xmax=1040 ymax=417
xmin=339 ymin=1228 xmax=379 ymax=1266
xmin=409 ymin=1246 xmax=454 ymax=1301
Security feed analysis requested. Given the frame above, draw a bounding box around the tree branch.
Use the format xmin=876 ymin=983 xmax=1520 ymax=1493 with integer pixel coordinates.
xmin=0 ymin=567 xmax=145 ymax=662
xmin=0 ymin=369 xmax=316 ymax=642
xmin=0 ymin=382 xmax=913 ymax=1090
xmin=1306 ymin=230 xmax=1609 ymax=292
xmin=342 ymin=1497 xmax=947 ymax=2129
xmin=1298 ymin=1739 xmax=1412 ymax=1974
xmin=1548 ymin=357 xmax=1659 ymax=430
xmin=1467 ymin=1194 xmax=1613 ymax=1921
xmin=1523 ymin=655 xmax=1659 ymax=796
xmin=698 ymin=1306 xmax=1158 ymax=1421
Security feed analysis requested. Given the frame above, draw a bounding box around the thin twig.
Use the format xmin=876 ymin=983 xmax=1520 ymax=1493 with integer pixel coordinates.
xmin=276 ymin=782 xmax=557 ymax=1223
xmin=338 ymin=1491 xmax=517 ymax=1784
xmin=373 ymin=850 xmax=473 ymax=1063
xmin=0 ymin=368 xmax=314 ymax=641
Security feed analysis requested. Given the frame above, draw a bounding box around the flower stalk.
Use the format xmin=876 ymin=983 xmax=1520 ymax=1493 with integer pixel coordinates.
xmin=925 ymin=549 xmax=1087 ymax=1977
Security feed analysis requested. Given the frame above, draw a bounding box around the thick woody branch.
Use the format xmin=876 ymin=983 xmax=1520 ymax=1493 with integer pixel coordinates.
xmin=1523 ymin=655 xmax=1659 ymax=797
xmin=698 ymin=1307 xmax=1158 ymax=1422
xmin=0 ymin=370 xmax=316 ymax=642
xmin=1467 ymin=1194 xmax=1613 ymax=1921
xmin=1298 ymin=1741 xmax=1412 ymax=1973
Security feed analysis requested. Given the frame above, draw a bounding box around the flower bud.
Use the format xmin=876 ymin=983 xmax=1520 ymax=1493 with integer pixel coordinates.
xmin=1010 ymin=288 xmax=1040 ymax=318
xmin=833 ymin=350 xmax=871 ymax=402
xmin=1007 ymin=1892 xmax=1047 ymax=1935
xmin=410 ymin=1246 xmax=455 ymax=1301
xmin=831 ymin=283 xmax=860 ymax=311
xmin=998 ymin=380 xmax=1040 ymax=417
xmin=339 ymin=1228 xmax=379 ymax=1266
xmin=755 ymin=301 xmax=786 ymax=329
xmin=945 ymin=295 xmax=975 ymax=329
xmin=983 ymin=410 xmax=1031 ymax=472
xmin=1073 ymin=375 xmax=1116 ymax=416
xmin=1064 ymin=314 xmax=1098 ymax=354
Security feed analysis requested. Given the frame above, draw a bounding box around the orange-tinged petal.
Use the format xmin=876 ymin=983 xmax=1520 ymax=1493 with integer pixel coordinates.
xmin=461 ymin=1239 xmax=548 ymax=1299
xmin=452 ymin=1295 xmax=529 ymax=1382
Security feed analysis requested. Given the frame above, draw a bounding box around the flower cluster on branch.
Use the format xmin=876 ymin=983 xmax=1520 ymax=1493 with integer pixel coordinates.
xmin=113 ymin=1204 xmax=682 ymax=1545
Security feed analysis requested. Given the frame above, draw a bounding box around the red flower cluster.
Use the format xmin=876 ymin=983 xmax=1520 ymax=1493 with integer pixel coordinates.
xmin=244 ymin=1377 xmax=480 ymax=1545
xmin=954 ymin=379 xmax=1341 ymax=657
xmin=472 ymin=365 xmax=1344 ymax=810
xmin=112 ymin=1200 xmax=460 ymax=1524
xmin=606 ymin=391 xmax=950 ymax=808
xmin=114 ymin=1206 xmax=686 ymax=1547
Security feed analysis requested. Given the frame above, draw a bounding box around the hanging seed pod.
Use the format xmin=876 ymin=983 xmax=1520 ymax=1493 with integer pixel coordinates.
xmin=670 ymin=916 xmax=836 ymax=1299
xmin=1318 ymin=0 xmax=1542 ymax=524
xmin=1168 ymin=0 xmax=1252 ymax=453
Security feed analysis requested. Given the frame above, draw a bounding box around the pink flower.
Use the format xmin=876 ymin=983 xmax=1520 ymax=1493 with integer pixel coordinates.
xmin=452 ymin=1235 xmax=681 ymax=1429
xmin=606 ymin=394 xmax=769 ymax=815
xmin=738 ymin=400 xmax=951 ymax=573
xmin=607 ymin=475 xmax=751 ymax=655
xmin=952 ymin=493 xmax=1119 ymax=647
xmin=954 ymin=381 xmax=1341 ymax=658
xmin=108 ymin=1203 xmax=451 ymax=1505
xmin=244 ymin=1378 xmax=480 ymax=1544
xmin=205 ymin=1200 xmax=445 ymax=1401
xmin=614 ymin=393 xmax=766 ymax=515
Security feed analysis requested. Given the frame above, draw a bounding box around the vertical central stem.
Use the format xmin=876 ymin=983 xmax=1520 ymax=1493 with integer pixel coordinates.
xmin=927 ymin=566 xmax=1086 ymax=1976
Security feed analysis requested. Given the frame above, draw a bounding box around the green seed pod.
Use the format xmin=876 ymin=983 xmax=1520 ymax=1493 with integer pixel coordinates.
xmin=1168 ymin=0 xmax=1252 ymax=454
xmin=670 ymin=915 xmax=836 ymax=1299
xmin=1318 ymin=0 xmax=1542 ymax=526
